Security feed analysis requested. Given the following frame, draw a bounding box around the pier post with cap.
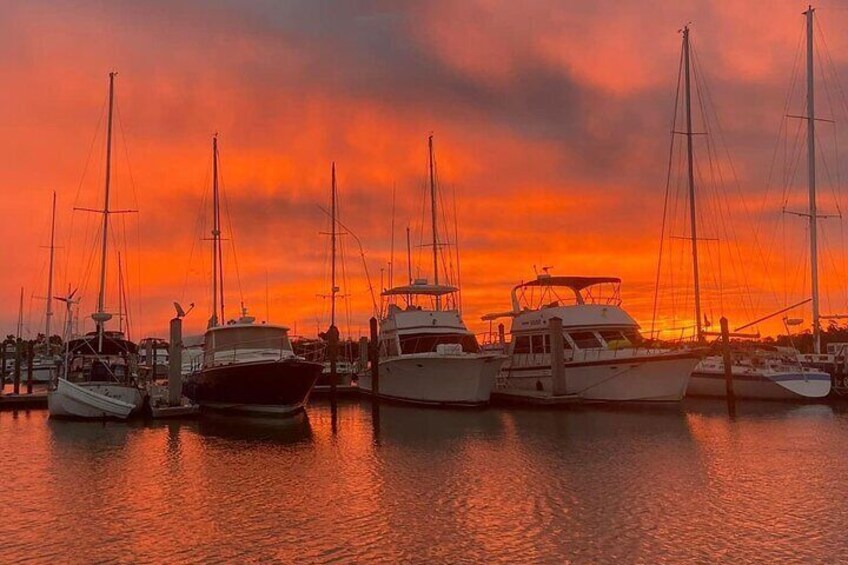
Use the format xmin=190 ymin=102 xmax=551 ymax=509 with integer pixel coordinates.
xmin=13 ymin=339 xmax=21 ymax=395
xmin=26 ymin=341 xmax=34 ymax=394
xmin=369 ymin=317 xmax=379 ymax=399
xmin=550 ymin=317 xmax=567 ymax=395
xmin=720 ymin=317 xmax=736 ymax=413
xmin=0 ymin=344 xmax=6 ymax=393
xmin=168 ymin=317 xmax=183 ymax=406
xmin=328 ymin=325 xmax=339 ymax=400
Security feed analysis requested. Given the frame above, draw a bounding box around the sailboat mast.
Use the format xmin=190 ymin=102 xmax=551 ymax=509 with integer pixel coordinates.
xmin=211 ymin=134 xmax=224 ymax=327
xmin=117 ymin=252 xmax=124 ymax=333
xmin=331 ymin=162 xmax=337 ymax=328
xmin=45 ymin=191 xmax=56 ymax=346
xmin=805 ymin=6 xmax=821 ymax=354
xmin=683 ymin=27 xmax=703 ymax=342
xmin=428 ymin=135 xmax=440 ymax=310
xmin=95 ymin=72 xmax=116 ymax=347
xmin=17 ymin=287 xmax=23 ymax=340
xmin=406 ymin=226 xmax=412 ymax=304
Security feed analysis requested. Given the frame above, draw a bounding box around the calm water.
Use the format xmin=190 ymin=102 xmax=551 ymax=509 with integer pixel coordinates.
xmin=1 ymin=398 xmax=847 ymax=563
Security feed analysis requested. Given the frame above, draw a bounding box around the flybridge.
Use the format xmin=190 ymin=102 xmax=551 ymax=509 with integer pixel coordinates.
xmin=509 ymin=274 xmax=622 ymax=313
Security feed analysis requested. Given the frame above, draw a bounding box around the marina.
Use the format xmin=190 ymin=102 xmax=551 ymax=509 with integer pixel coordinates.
xmin=7 ymin=1 xmax=848 ymax=562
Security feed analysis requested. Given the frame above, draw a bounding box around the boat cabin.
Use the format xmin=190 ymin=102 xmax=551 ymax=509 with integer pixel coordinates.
xmin=64 ymin=331 xmax=138 ymax=384
xmin=379 ymin=280 xmax=479 ymax=358
xmin=204 ymin=321 xmax=295 ymax=366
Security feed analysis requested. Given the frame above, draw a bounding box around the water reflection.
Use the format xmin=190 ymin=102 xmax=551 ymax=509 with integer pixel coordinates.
xmin=2 ymin=400 xmax=848 ymax=562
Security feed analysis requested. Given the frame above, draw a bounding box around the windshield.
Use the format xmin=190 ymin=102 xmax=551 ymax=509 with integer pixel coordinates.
xmin=398 ymin=333 xmax=480 ymax=354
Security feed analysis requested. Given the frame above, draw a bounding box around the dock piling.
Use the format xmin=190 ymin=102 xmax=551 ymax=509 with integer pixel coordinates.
xmin=168 ymin=317 xmax=182 ymax=406
xmin=369 ymin=317 xmax=379 ymax=399
xmin=550 ymin=317 xmax=567 ymax=395
xmin=26 ymin=341 xmax=34 ymax=394
xmin=0 ymin=343 xmax=5 ymax=393
xmin=13 ymin=339 xmax=21 ymax=395
xmin=328 ymin=324 xmax=339 ymax=400
xmin=720 ymin=317 xmax=736 ymax=415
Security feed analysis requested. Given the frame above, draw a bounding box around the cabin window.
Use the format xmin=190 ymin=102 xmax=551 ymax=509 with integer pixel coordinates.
xmin=568 ymin=331 xmax=602 ymax=349
xmin=514 ymin=336 xmax=531 ymax=354
xmin=622 ymin=329 xmax=643 ymax=346
xmin=531 ymin=334 xmax=546 ymax=354
xmin=399 ymin=333 xmax=480 ymax=354
xmin=600 ymin=330 xmax=631 ymax=348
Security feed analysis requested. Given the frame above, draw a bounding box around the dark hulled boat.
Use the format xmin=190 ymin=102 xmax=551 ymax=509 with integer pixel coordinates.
xmin=184 ymin=320 xmax=322 ymax=415
xmin=183 ymin=134 xmax=321 ymax=416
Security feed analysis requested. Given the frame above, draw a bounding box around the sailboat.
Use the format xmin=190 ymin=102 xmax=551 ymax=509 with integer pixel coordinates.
xmin=358 ymin=135 xmax=506 ymax=406
xmin=667 ymin=25 xmax=830 ymax=400
xmin=315 ymin=163 xmax=357 ymax=390
xmin=183 ymin=135 xmax=323 ymax=415
xmin=30 ymin=191 xmax=62 ymax=384
xmin=48 ymin=73 xmax=146 ymax=419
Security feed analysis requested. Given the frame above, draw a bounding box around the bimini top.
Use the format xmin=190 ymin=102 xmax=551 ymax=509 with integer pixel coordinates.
xmin=503 ymin=274 xmax=622 ymax=313
xmin=515 ymin=275 xmax=621 ymax=292
xmin=382 ymin=281 xmax=459 ymax=297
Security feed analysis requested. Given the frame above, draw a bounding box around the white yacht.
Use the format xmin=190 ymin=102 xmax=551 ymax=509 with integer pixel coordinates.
xmin=488 ymin=274 xmax=701 ymax=402
xmin=358 ymin=135 xmax=506 ymax=406
xmin=359 ymin=281 xmax=505 ymax=406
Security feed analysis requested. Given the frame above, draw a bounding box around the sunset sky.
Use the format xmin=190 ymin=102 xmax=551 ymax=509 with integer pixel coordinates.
xmin=5 ymin=0 xmax=848 ymax=341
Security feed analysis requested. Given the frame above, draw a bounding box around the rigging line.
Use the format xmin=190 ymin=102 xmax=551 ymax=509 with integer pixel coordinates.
xmin=692 ymin=42 xmax=770 ymax=318
xmin=760 ymin=23 xmax=805 ymax=221
xmin=64 ymin=89 xmax=109 ymax=292
xmin=217 ymin=145 xmax=245 ymax=310
xmin=452 ymin=182 xmax=462 ymax=314
xmin=316 ymin=204 xmax=378 ymax=316
xmin=181 ymin=159 xmax=212 ymax=303
xmin=651 ymin=40 xmax=684 ymax=338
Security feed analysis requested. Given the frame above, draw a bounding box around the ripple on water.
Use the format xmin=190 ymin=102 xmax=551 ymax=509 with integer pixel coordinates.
xmin=2 ymin=400 xmax=848 ymax=563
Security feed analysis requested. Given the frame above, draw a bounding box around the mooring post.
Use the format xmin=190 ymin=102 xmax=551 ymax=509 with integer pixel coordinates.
xmin=720 ymin=316 xmax=736 ymax=414
xmin=358 ymin=336 xmax=368 ymax=374
xmin=145 ymin=339 xmax=154 ymax=381
xmin=550 ymin=317 xmax=567 ymax=396
xmin=328 ymin=324 xmax=339 ymax=399
xmin=0 ymin=343 xmax=6 ymax=393
xmin=369 ymin=317 xmax=379 ymax=399
xmin=168 ymin=317 xmax=183 ymax=406
xmin=26 ymin=341 xmax=34 ymax=394
xmin=13 ymin=339 xmax=21 ymax=395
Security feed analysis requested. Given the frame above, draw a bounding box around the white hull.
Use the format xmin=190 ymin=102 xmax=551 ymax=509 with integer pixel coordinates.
xmin=48 ymin=378 xmax=144 ymax=419
xmin=359 ymin=354 xmax=504 ymax=406
xmin=500 ymin=352 xmax=698 ymax=402
xmin=688 ymin=367 xmax=831 ymax=401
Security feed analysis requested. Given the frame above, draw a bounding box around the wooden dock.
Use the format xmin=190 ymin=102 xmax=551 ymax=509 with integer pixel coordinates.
xmin=0 ymin=392 xmax=48 ymax=410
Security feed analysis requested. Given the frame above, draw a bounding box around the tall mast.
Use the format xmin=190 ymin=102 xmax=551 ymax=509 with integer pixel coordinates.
xmin=683 ymin=27 xmax=703 ymax=342
xmin=45 ymin=191 xmax=56 ymax=347
xmin=406 ymin=226 xmax=412 ymax=305
xmin=94 ymin=72 xmax=116 ymax=350
xmin=805 ymin=6 xmax=821 ymax=354
xmin=210 ymin=133 xmax=224 ymax=328
xmin=117 ymin=252 xmax=124 ymax=333
xmin=331 ymin=161 xmax=337 ymax=329
xmin=16 ymin=287 xmax=23 ymax=340
xmin=428 ymin=135 xmax=440 ymax=310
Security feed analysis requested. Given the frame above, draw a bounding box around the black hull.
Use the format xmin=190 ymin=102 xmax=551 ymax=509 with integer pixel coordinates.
xmin=184 ymin=359 xmax=322 ymax=416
